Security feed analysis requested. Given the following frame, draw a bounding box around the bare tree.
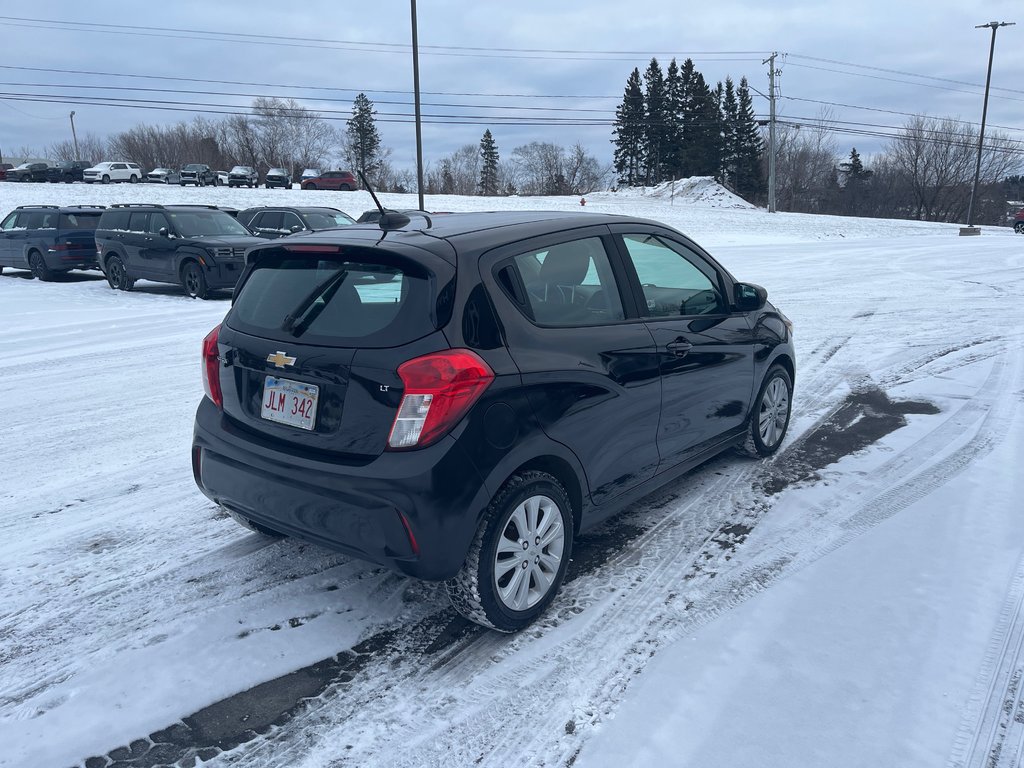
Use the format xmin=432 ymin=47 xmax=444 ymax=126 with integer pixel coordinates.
xmin=888 ymin=116 xmax=1020 ymax=222
xmin=47 ymin=132 xmax=105 ymax=164
xmin=771 ymin=114 xmax=839 ymax=213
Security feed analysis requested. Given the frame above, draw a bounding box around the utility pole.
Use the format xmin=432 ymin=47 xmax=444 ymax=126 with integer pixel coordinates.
xmin=69 ymin=111 xmax=80 ymax=160
xmin=410 ymin=0 xmax=425 ymax=210
xmin=962 ymin=21 xmax=1014 ymax=234
xmin=762 ymin=52 xmax=781 ymax=213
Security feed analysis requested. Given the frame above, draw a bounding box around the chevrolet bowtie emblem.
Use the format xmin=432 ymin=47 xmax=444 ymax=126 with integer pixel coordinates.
xmin=267 ymin=351 xmax=296 ymax=368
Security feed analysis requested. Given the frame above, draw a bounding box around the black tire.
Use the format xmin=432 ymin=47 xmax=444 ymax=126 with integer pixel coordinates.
xmin=446 ymin=471 xmax=573 ymax=632
xmin=1015 ymin=222 xmax=1024 ymax=234
xmin=102 ymin=174 xmax=110 ymax=184
xmin=304 ymin=183 xmax=317 ymax=190
xmin=340 ymin=184 xmax=352 ymax=191
xmin=740 ymin=365 xmax=793 ymax=457
xmin=129 ymin=174 xmax=138 ymax=183
xmin=29 ymin=251 xmax=54 ymax=281
xmin=181 ymin=261 xmax=210 ymax=299
xmin=105 ymin=255 xmax=133 ymax=291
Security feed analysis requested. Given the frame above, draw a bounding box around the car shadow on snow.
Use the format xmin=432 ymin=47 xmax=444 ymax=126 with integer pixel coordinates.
xmin=78 ymin=386 xmax=941 ymax=768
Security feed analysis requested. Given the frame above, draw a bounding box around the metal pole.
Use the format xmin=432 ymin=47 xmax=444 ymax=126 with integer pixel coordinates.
xmin=763 ymin=52 xmax=778 ymax=213
xmin=69 ymin=111 xmax=80 ymax=160
xmin=411 ymin=0 xmax=425 ymax=210
xmin=965 ymin=22 xmax=1013 ymax=228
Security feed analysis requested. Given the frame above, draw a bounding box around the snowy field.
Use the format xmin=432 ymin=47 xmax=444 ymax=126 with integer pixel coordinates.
xmin=1 ymin=182 xmax=1022 ymax=768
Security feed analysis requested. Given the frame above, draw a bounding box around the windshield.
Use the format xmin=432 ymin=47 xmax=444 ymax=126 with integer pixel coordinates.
xmin=167 ymin=210 xmax=251 ymax=238
xmin=303 ymin=210 xmax=356 ymax=229
xmin=16 ymin=163 xmax=32 ymax=169
xmin=268 ymin=169 xmax=288 ymax=175
xmin=230 ymin=166 xmax=252 ymax=173
xmin=183 ymin=165 xmax=204 ymax=171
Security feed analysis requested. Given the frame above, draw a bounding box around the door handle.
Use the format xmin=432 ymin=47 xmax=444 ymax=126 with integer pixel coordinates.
xmin=666 ymin=339 xmax=693 ymax=357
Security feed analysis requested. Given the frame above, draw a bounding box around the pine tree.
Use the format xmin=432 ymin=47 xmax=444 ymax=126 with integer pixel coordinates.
xmin=674 ymin=59 xmax=699 ymax=177
xmin=838 ymin=147 xmax=872 ymax=215
xmin=720 ymin=77 xmax=739 ymax=188
xmin=478 ymin=129 xmax=500 ymax=196
xmin=732 ymin=77 xmax=765 ymax=200
xmin=662 ymin=59 xmax=684 ymax=181
xmin=642 ymin=58 xmax=667 ymax=185
xmin=346 ymin=93 xmax=381 ymax=174
xmin=681 ymin=70 xmax=723 ymax=177
xmin=612 ymin=67 xmax=645 ymax=187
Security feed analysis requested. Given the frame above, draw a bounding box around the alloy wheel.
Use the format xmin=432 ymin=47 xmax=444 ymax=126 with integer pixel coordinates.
xmin=758 ymin=376 xmax=790 ymax=448
xmin=492 ymin=494 xmax=565 ymax=611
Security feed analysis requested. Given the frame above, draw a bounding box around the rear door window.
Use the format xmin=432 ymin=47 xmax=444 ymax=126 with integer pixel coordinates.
xmin=503 ymin=236 xmax=625 ymax=326
xmin=59 ymin=213 xmax=101 ymax=230
xmin=127 ymin=212 xmax=150 ymax=232
xmin=229 ymin=248 xmax=438 ymax=348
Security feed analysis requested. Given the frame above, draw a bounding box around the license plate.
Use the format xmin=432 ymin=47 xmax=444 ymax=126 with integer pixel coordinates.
xmin=261 ymin=376 xmax=319 ymax=430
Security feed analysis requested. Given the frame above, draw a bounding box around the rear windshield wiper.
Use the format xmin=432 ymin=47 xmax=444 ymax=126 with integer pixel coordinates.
xmin=280 ymin=268 xmax=349 ymax=335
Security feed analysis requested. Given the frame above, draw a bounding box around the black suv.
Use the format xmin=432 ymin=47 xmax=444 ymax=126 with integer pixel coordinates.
xmin=264 ymin=168 xmax=292 ymax=189
xmin=236 ymin=206 xmax=355 ymax=239
xmin=95 ymin=204 xmax=264 ymax=298
xmin=228 ymin=166 xmax=259 ymax=188
xmin=7 ymin=162 xmax=50 ymax=182
xmin=179 ymin=164 xmax=217 ymax=187
xmin=192 ymin=211 xmax=796 ymax=631
xmin=46 ymin=160 xmax=92 ymax=183
xmin=0 ymin=205 xmax=104 ymax=279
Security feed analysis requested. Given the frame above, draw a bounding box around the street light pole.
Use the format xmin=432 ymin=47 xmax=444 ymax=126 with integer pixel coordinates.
xmin=964 ymin=21 xmax=1014 ymax=231
xmin=410 ymin=0 xmax=425 ymax=211
xmin=69 ymin=111 xmax=80 ymax=160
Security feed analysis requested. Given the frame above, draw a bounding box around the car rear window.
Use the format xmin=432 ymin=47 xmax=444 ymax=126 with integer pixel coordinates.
xmin=59 ymin=213 xmax=101 ymax=230
xmin=229 ymin=247 xmax=437 ymax=348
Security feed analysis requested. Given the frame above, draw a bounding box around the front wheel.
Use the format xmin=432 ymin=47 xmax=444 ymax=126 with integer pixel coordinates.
xmin=304 ymin=183 xmax=317 ymax=190
xmin=1015 ymin=222 xmax=1024 ymax=234
xmin=102 ymin=174 xmax=110 ymax=184
xmin=181 ymin=261 xmax=210 ymax=299
xmin=446 ymin=471 xmax=573 ymax=632
xmin=741 ymin=365 xmax=793 ymax=457
xmin=129 ymin=175 xmax=138 ymax=183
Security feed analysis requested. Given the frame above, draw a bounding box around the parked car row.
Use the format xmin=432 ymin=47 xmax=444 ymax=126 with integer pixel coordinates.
xmin=1 ymin=160 xmax=359 ymax=190
xmin=0 ymin=203 xmax=357 ymax=297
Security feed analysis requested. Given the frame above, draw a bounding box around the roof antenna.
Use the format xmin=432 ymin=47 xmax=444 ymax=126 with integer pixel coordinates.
xmin=357 ymin=169 xmax=410 ymax=231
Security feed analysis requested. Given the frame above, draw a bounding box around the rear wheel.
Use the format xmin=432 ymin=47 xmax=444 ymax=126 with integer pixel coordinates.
xmin=129 ymin=174 xmax=138 ymax=183
xmin=304 ymin=183 xmax=317 ymax=190
xmin=446 ymin=471 xmax=573 ymax=632
xmin=740 ymin=365 xmax=793 ymax=457
xmin=1015 ymin=222 xmax=1024 ymax=234
xmin=29 ymin=251 xmax=53 ymax=281
xmin=181 ymin=261 xmax=210 ymax=299
xmin=105 ymin=255 xmax=133 ymax=291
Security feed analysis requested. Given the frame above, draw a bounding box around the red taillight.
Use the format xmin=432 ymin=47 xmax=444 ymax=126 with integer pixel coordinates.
xmin=202 ymin=324 xmax=223 ymax=409
xmin=387 ymin=349 xmax=494 ymax=450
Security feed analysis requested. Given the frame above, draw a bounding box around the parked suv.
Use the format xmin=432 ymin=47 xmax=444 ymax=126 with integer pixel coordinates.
xmin=264 ymin=168 xmax=292 ymax=189
xmin=192 ymin=211 xmax=796 ymax=631
xmin=228 ymin=166 xmax=259 ymax=188
xmin=95 ymin=204 xmax=264 ymax=298
xmin=46 ymin=160 xmax=92 ymax=183
xmin=0 ymin=204 xmax=104 ymax=279
xmin=0 ymin=163 xmax=13 ymax=181
xmin=84 ymin=162 xmax=143 ymax=184
xmin=179 ymin=164 xmax=216 ymax=187
xmin=300 ymin=170 xmax=357 ymax=191
xmin=236 ymin=206 xmax=355 ymax=238
xmin=7 ymin=162 xmax=51 ymax=182
xmin=147 ymin=167 xmax=180 ymax=184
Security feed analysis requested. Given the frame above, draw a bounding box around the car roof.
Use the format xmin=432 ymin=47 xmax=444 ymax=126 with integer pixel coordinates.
xmin=14 ymin=205 xmax=105 ymax=213
xmin=271 ymin=210 xmax=670 ymax=263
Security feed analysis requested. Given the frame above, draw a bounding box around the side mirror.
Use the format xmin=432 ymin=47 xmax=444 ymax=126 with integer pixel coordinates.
xmin=290 ymin=225 xmax=303 ymax=233
xmin=734 ymin=282 xmax=768 ymax=311
xmin=158 ymin=227 xmax=170 ymax=238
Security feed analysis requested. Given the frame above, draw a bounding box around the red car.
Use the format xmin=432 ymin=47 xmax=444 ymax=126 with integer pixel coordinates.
xmin=1014 ymin=208 xmax=1024 ymax=234
xmin=300 ymin=170 xmax=357 ymax=191
xmin=0 ymin=163 xmax=13 ymax=181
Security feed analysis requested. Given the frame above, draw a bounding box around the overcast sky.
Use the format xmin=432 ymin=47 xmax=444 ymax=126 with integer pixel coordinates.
xmin=1 ymin=0 xmax=1022 ymax=174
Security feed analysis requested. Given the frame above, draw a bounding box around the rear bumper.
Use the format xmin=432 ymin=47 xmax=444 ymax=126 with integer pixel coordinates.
xmin=46 ymin=249 xmax=98 ymax=269
xmin=192 ymin=398 xmax=491 ymax=580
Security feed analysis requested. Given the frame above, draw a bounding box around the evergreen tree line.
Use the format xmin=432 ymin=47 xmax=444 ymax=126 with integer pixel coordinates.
xmin=612 ymin=57 xmax=765 ymax=200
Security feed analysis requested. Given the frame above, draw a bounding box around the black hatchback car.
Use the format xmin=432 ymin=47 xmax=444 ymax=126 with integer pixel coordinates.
xmin=95 ymin=204 xmax=265 ymax=298
xmin=236 ymin=206 xmax=356 ymax=239
xmin=192 ymin=211 xmax=795 ymax=631
xmin=0 ymin=204 xmax=104 ymax=279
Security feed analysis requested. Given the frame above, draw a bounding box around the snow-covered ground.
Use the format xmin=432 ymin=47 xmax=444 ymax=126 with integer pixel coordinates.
xmin=1 ymin=181 xmax=1022 ymax=768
